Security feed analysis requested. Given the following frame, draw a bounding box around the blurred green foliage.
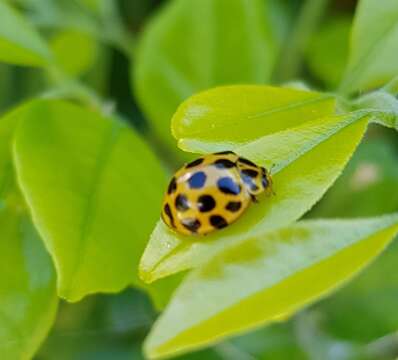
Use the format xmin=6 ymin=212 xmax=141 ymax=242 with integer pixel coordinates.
xmin=0 ymin=0 xmax=397 ymax=360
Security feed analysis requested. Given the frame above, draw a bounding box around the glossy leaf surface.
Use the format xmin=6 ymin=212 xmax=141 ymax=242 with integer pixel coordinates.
xmin=340 ymin=0 xmax=398 ymax=94
xmin=140 ymin=111 xmax=369 ymax=282
xmin=13 ymin=100 xmax=167 ymax=301
xmin=0 ymin=2 xmax=52 ymax=67
xmin=145 ymin=214 xmax=398 ymax=359
xmin=172 ymin=85 xmax=336 ymax=153
xmin=133 ymin=0 xmax=277 ymax=154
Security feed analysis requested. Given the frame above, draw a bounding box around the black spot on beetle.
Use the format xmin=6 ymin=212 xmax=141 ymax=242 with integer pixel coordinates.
xmin=214 ymin=151 xmax=236 ymax=155
xmin=214 ymin=158 xmax=235 ymax=169
xmin=240 ymin=169 xmax=259 ymax=190
xmin=188 ymin=171 xmax=207 ymax=189
xmin=226 ymin=201 xmax=242 ymax=212
xmin=238 ymin=157 xmax=257 ymax=167
xmin=163 ymin=203 xmax=175 ymax=227
xmin=167 ymin=177 xmax=177 ymax=194
xmin=181 ymin=218 xmax=201 ymax=233
xmin=217 ymin=177 xmax=241 ymax=195
xmin=175 ymin=194 xmax=190 ymax=212
xmin=197 ymin=194 xmax=216 ymax=212
xmin=241 ymin=168 xmax=259 ymax=178
xmin=210 ymin=215 xmax=228 ymax=229
xmin=185 ymin=157 xmax=204 ymax=168
xmin=262 ymin=176 xmax=269 ymax=188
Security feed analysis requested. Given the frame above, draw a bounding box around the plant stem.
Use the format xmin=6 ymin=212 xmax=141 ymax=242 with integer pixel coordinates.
xmin=274 ymin=0 xmax=330 ymax=82
xmin=44 ymin=65 xmax=107 ymax=113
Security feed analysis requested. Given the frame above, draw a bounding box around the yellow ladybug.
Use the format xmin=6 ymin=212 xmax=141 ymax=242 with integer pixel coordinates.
xmin=161 ymin=151 xmax=273 ymax=236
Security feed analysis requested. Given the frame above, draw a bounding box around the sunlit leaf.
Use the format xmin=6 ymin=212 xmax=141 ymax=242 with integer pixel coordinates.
xmin=0 ymin=2 xmax=52 ymax=67
xmin=140 ymin=111 xmax=369 ymax=283
xmin=0 ymin=109 xmax=57 ymax=360
xmin=133 ymin=0 xmax=277 ymax=157
xmin=172 ymin=85 xmax=336 ymax=153
xmin=144 ymin=214 xmax=398 ymax=359
xmin=12 ymin=99 xmax=167 ymax=302
xmin=340 ymin=0 xmax=398 ymax=94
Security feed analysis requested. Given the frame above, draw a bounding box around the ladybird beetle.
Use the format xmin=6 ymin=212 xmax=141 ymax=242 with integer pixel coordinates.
xmin=161 ymin=151 xmax=273 ymax=236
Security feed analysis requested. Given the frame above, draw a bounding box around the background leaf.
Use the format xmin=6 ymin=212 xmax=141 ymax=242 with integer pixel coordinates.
xmin=319 ymin=238 xmax=398 ymax=344
xmin=0 ymin=2 xmax=52 ymax=67
xmin=144 ymin=214 xmax=398 ymax=359
xmin=140 ymin=112 xmax=369 ymax=282
xmin=306 ymin=16 xmax=351 ymax=89
xmin=12 ymin=99 xmax=167 ymax=302
xmin=0 ymin=108 xmax=57 ymax=360
xmin=50 ymin=29 xmax=98 ymax=77
xmin=133 ymin=0 xmax=277 ymax=158
xmin=340 ymin=0 xmax=398 ymax=94
xmin=0 ymin=210 xmax=58 ymax=360
xmin=172 ymin=85 xmax=336 ymax=153
xmin=312 ymin=137 xmax=398 ymax=218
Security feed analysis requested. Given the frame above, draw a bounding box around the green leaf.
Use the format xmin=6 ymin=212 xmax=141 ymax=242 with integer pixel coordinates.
xmin=140 ymin=111 xmax=369 ymax=283
xmin=144 ymin=214 xmax=398 ymax=359
xmin=50 ymin=29 xmax=98 ymax=77
xmin=0 ymin=2 xmax=52 ymax=67
xmin=133 ymin=0 xmax=277 ymax=157
xmin=0 ymin=210 xmax=58 ymax=360
xmin=0 ymin=107 xmax=58 ymax=360
xmin=306 ymin=17 xmax=351 ymax=89
xmin=12 ymin=99 xmax=167 ymax=302
xmin=172 ymin=85 xmax=336 ymax=153
xmin=340 ymin=0 xmax=398 ymax=94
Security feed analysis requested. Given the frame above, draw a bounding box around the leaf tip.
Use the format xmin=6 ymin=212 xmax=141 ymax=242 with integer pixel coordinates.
xmin=139 ymin=266 xmax=155 ymax=284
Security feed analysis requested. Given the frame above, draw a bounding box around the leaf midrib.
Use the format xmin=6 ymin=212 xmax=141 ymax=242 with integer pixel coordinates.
xmin=64 ymin=121 xmax=122 ymax=298
xmin=179 ymin=94 xmax=334 ymax=138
